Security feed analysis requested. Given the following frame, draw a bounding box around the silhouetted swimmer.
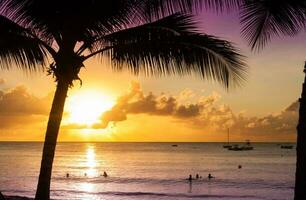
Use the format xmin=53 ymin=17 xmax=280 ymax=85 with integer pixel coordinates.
xmin=66 ymin=173 xmax=69 ymax=178
xmin=208 ymin=173 xmax=214 ymax=179
xmin=238 ymin=165 xmax=242 ymax=169
xmin=102 ymin=171 xmax=108 ymax=178
xmin=196 ymin=174 xmax=199 ymax=179
xmin=188 ymin=174 xmax=192 ymax=182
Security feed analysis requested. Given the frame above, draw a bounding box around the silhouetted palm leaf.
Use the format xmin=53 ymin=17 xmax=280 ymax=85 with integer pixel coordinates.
xmin=5 ymin=0 xmax=244 ymax=47
xmin=5 ymin=0 xmax=138 ymax=45
xmin=0 ymin=15 xmax=48 ymax=71
xmin=240 ymin=0 xmax=306 ymax=50
xmin=86 ymin=14 xmax=247 ymax=88
xmin=135 ymin=0 xmax=243 ymax=21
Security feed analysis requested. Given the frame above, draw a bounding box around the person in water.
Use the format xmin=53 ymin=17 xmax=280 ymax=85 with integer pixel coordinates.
xmin=196 ymin=174 xmax=199 ymax=179
xmin=102 ymin=171 xmax=108 ymax=177
xmin=66 ymin=173 xmax=69 ymax=178
xmin=208 ymin=173 xmax=214 ymax=179
xmin=188 ymin=174 xmax=192 ymax=181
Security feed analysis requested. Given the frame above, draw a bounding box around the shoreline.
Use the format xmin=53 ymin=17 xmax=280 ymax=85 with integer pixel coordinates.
xmin=4 ymin=196 xmax=32 ymax=200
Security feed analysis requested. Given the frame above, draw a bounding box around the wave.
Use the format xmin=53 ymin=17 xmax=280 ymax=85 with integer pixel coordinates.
xmin=55 ymin=176 xmax=193 ymax=185
xmin=54 ymin=176 xmax=293 ymax=190
xmin=52 ymin=189 xmax=261 ymax=199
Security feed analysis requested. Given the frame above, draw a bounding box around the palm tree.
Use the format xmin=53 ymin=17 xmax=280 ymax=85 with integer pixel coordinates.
xmin=233 ymin=1 xmax=306 ymax=199
xmin=0 ymin=0 xmax=247 ymax=199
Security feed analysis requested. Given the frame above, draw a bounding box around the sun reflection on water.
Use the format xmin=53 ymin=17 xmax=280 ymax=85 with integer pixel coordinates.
xmin=85 ymin=145 xmax=98 ymax=178
xmin=80 ymin=182 xmax=94 ymax=192
xmin=79 ymin=182 xmax=97 ymax=200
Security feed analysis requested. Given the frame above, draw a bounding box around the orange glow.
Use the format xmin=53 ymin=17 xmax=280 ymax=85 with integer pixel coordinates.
xmin=65 ymin=90 xmax=114 ymax=126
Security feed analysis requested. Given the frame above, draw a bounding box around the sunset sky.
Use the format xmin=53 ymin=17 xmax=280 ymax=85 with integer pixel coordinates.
xmin=0 ymin=10 xmax=305 ymax=142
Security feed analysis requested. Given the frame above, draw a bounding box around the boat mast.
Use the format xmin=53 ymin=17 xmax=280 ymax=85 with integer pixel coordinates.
xmin=227 ymin=128 xmax=230 ymax=144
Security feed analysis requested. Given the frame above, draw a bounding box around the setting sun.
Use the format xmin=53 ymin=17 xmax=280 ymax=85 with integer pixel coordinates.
xmin=66 ymin=90 xmax=114 ymax=126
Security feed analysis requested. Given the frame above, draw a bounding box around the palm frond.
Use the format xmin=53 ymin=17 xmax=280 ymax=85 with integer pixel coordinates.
xmin=77 ymin=13 xmax=197 ymax=55
xmin=3 ymin=0 xmax=243 ymax=47
xmin=87 ymin=14 xmax=247 ymax=88
xmin=88 ymin=13 xmax=197 ymax=51
xmin=0 ymin=15 xmax=48 ymax=71
xmin=240 ymin=0 xmax=306 ymax=50
xmin=5 ymin=0 xmax=141 ymax=44
xmin=202 ymin=0 xmax=242 ymax=11
xmin=1 ymin=0 xmax=55 ymax=46
xmin=135 ymin=0 xmax=242 ymax=21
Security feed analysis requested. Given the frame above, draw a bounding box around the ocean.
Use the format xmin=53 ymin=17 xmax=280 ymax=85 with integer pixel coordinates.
xmin=0 ymin=142 xmax=295 ymax=200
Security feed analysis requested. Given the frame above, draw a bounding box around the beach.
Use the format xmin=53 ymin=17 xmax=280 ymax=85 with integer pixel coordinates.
xmin=0 ymin=142 xmax=295 ymax=200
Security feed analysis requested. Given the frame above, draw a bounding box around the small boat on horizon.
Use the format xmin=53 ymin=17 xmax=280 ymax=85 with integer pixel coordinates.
xmin=280 ymin=145 xmax=293 ymax=149
xmin=228 ymin=140 xmax=254 ymax=151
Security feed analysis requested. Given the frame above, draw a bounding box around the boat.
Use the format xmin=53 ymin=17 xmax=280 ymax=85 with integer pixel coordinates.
xmin=228 ymin=144 xmax=244 ymax=151
xmin=223 ymin=144 xmax=232 ymax=148
xmin=242 ymin=146 xmax=254 ymax=150
xmin=243 ymin=140 xmax=254 ymax=150
xmin=223 ymin=128 xmax=232 ymax=148
xmin=228 ymin=140 xmax=254 ymax=151
xmin=172 ymin=144 xmax=178 ymax=147
xmin=281 ymin=145 xmax=293 ymax=149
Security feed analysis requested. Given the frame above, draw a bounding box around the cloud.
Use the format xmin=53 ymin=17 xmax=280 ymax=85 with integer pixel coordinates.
xmin=235 ymin=101 xmax=298 ymax=134
xmin=0 ymin=86 xmax=51 ymax=115
xmin=88 ymin=82 xmax=221 ymax=129
xmin=80 ymin=82 xmax=299 ymax=137
xmin=0 ymin=86 xmax=52 ymax=129
xmin=178 ymin=89 xmax=195 ymax=101
xmin=0 ymin=82 xmax=298 ymax=140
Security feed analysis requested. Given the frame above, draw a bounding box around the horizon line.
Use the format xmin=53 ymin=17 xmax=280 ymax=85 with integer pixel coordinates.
xmin=0 ymin=141 xmax=296 ymax=143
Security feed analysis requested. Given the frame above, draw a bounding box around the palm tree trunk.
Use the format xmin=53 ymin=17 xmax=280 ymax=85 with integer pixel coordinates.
xmin=35 ymin=79 xmax=69 ymax=200
xmin=295 ymin=62 xmax=306 ymax=200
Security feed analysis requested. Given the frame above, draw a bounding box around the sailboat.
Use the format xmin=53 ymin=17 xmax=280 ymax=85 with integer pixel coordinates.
xmin=228 ymin=139 xmax=254 ymax=151
xmin=280 ymin=144 xmax=293 ymax=149
xmin=223 ymin=128 xmax=232 ymax=148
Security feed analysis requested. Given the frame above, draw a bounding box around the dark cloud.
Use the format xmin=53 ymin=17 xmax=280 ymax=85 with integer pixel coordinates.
xmin=0 ymin=86 xmax=52 ymax=129
xmin=176 ymin=104 xmax=200 ymax=118
xmin=0 ymin=86 xmax=51 ymax=115
xmin=238 ymin=102 xmax=298 ymax=134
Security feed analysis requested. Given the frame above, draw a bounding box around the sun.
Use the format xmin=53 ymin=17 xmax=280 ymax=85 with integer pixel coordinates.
xmin=66 ymin=90 xmax=114 ymax=126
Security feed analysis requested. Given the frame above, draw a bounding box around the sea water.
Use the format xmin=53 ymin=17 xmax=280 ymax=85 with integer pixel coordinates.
xmin=0 ymin=142 xmax=295 ymax=200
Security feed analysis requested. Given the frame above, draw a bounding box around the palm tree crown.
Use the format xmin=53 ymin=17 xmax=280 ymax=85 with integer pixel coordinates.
xmin=0 ymin=0 xmax=247 ymax=88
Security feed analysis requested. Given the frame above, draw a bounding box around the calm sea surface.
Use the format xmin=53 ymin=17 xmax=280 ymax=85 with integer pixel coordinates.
xmin=0 ymin=142 xmax=295 ymax=200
